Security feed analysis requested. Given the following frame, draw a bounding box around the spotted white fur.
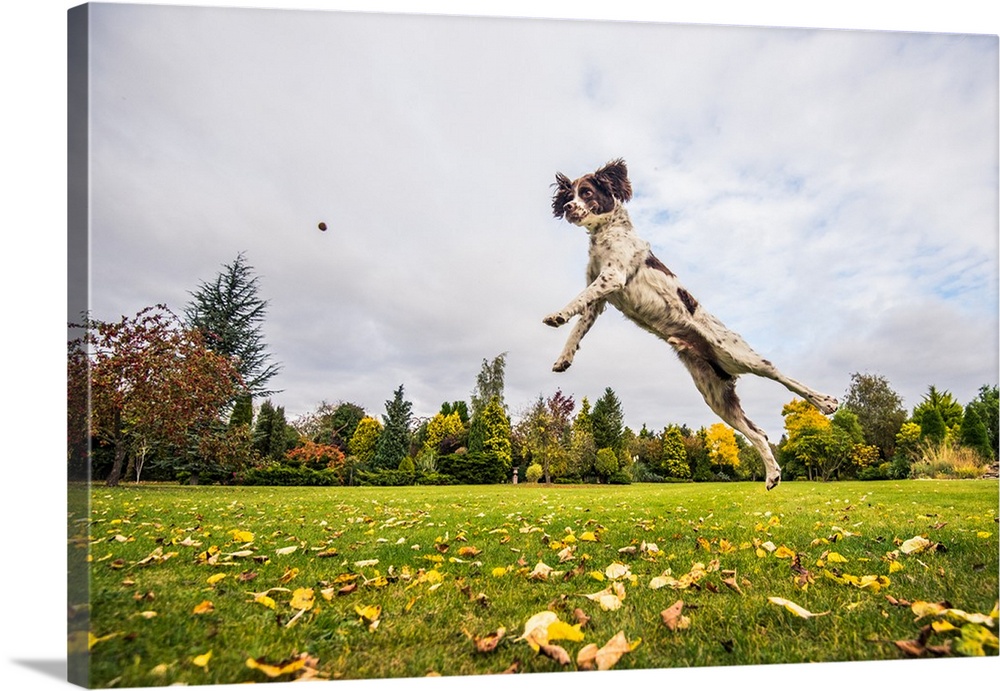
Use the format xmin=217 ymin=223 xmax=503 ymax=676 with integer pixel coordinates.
xmin=545 ymin=159 xmax=838 ymax=490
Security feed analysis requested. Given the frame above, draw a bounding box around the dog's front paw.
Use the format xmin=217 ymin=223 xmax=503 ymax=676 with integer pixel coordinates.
xmin=543 ymin=313 xmax=567 ymax=328
xmin=765 ymin=471 xmax=781 ymax=491
xmin=552 ymin=358 xmax=572 ymax=373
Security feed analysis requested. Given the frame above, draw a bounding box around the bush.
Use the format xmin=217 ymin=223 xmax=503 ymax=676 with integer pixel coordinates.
xmin=436 ymin=452 xmax=507 ymax=484
xmin=858 ymin=462 xmax=891 ymax=481
xmin=239 ymin=464 xmax=339 ymax=486
xmin=355 ymin=469 xmax=415 ymax=486
xmin=595 ymin=447 xmax=619 ymax=480
xmin=414 ymin=472 xmax=457 ymax=486
xmin=525 ymin=463 xmax=543 ymax=483
xmin=607 ymin=470 xmax=632 ymax=485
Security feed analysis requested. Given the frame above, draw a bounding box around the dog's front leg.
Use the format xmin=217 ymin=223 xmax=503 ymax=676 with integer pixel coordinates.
xmin=543 ymin=266 xmax=626 ymax=327
xmin=551 ymin=301 xmax=603 ymax=372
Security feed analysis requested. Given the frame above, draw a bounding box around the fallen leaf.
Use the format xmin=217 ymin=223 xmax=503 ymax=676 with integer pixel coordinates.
xmin=474 ymin=627 xmax=506 ymax=653
xmin=900 ymin=536 xmax=932 ymax=554
xmin=275 ymin=545 xmax=298 ymax=556
xmin=573 ymin=608 xmax=591 ymax=628
xmin=354 ymin=604 xmax=381 ymax=630
xmin=206 ymin=573 xmax=227 ymax=586
xmin=581 ymin=631 xmax=636 ymax=670
xmin=768 ymin=596 xmax=830 ymax=619
xmin=604 ymin=562 xmax=631 ymax=580
xmin=538 ymin=643 xmax=571 ymax=665
xmin=661 ymin=600 xmax=690 ymax=631
xmin=192 ymin=600 xmax=215 ymax=615
xmin=290 ymin=588 xmax=315 ymax=611
xmin=457 ymin=546 xmax=482 ymax=557
xmin=192 ymin=650 xmax=212 ymax=668
xmin=245 ymin=655 xmax=309 ymax=678
xmin=721 ymin=577 xmax=743 ymax=595
xmin=230 ymin=529 xmax=254 ymax=543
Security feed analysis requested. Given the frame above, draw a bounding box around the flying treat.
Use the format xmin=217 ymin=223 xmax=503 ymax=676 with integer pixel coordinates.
xmin=318 ymin=222 xmax=327 ymax=231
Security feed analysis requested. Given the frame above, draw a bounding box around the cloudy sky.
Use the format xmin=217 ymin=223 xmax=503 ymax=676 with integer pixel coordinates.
xmin=79 ymin=3 xmax=998 ymax=438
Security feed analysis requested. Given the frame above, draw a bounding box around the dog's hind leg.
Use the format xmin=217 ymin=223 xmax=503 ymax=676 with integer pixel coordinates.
xmin=712 ymin=335 xmax=838 ymax=415
xmin=674 ymin=345 xmax=783 ymax=490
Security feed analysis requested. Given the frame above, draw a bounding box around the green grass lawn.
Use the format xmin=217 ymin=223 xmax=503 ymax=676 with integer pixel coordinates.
xmin=72 ymin=480 xmax=999 ymax=687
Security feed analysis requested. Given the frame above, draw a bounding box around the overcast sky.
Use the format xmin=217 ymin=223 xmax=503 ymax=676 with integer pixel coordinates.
xmin=80 ymin=3 xmax=998 ymax=437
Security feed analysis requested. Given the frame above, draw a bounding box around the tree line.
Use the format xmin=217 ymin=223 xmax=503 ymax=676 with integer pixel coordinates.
xmin=68 ymin=253 xmax=998 ymax=487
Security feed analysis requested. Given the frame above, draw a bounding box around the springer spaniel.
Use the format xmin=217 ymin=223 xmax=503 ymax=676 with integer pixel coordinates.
xmin=544 ymin=159 xmax=838 ymax=489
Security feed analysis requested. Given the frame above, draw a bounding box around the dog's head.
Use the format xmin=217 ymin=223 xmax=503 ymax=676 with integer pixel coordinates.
xmin=552 ymin=158 xmax=633 ymax=226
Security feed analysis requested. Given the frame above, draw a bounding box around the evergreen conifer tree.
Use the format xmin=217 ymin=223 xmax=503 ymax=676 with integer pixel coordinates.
xmin=373 ymin=385 xmax=412 ymax=471
xmin=185 ymin=252 xmax=280 ymax=398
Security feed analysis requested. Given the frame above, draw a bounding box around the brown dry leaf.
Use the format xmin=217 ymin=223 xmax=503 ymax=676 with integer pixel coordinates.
xmin=457 ymin=545 xmax=482 ymax=557
xmin=573 ymin=608 xmax=591 ymax=628
xmin=594 ymin=631 xmax=637 ymax=670
xmin=576 ymin=643 xmax=599 ymax=670
xmin=501 ymin=661 xmax=521 ymax=674
xmin=474 ymin=627 xmax=506 ymax=653
xmin=721 ymin=577 xmax=744 ymax=595
xmin=661 ymin=600 xmax=690 ymax=631
xmin=538 ymin=643 xmax=571 ymax=666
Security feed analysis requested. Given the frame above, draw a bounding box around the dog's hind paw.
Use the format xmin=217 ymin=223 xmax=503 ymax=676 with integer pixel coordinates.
xmin=552 ymin=359 xmax=572 ymax=373
xmin=543 ymin=313 xmax=567 ymax=327
xmin=765 ymin=472 xmax=781 ymax=491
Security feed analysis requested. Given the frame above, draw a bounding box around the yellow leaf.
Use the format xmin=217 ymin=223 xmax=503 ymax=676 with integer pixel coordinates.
xmin=278 ymin=567 xmax=299 ymax=584
xmin=773 ymin=545 xmax=796 ymax=559
xmin=976 ymin=531 xmax=992 ymax=539
xmin=889 ymin=561 xmax=904 ymax=573
xmin=755 ymin=548 xmax=768 ymax=558
xmin=354 ymin=604 xmax=381 ymax=629
xmin=457 ymin=546 xmax=482 ymax=557
xmin=230 ymin=529 xmax=254 ymax=543
xmin=588 ymin=571 xmax=606 ymax=582
xmin=246 ymin=655 xmax=308 ymax=678
xmin=207 ymin=573 xmax=227 ymax=586
xmin=579 ymin=532 xmax=598 ymax=542
xmin=253 ymin=594 xmax=276 ymax=610
xmin=192 ymin=651 xmax=212 ymax=668
xmin=768 ymin=596 xmax=830 ymax=619
xmin=491 ymin=567 xmax=508 ymax=577
xmin=519 ymin=611 xmax=559 ymax=651
xmin=826 ymin=552 xmax=848 ymax=563
xmin=546 ymin=620 xmax=585 ymax=643
xmin=192 ymin=600 xmax=215 ymax=615
xmin=290 ymin=588 xmax=315 ymax=611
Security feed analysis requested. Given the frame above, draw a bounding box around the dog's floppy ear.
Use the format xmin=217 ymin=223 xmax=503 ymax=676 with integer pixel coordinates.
xmin=551 ymin=172 xmax=573 ymax=218
xmin=593 ymin=158 xmax=632 ymax=203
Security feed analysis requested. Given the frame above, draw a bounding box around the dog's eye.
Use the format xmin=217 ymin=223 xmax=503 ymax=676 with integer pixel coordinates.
xmin=580 ymin=188 xmax=592 ymax=198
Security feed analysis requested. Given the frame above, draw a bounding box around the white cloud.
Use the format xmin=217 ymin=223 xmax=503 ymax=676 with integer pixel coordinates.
xmin=81 ymin=5 xmax=997 ymax=435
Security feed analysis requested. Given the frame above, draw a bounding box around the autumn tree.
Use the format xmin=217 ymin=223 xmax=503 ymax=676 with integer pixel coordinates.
xmin=423 ymin=410 xmax=467 ymax=456
xmin=568 ymin=397 xmax=597 ymax=479
xmin=348 ymin=416 xmax=383 ymax=471
xmin=373 ymin=385 xmax=412 ymax=471
xmin=841 ymin=372 xmax=906 ymax=459
xmin=705 ymin=423 xmax=740 ymax=475
xmin=478 ymin=395 xmax=513 ymax=476
xmin=594 ymin=447 xmax=619 ymax=481
xmin=69 ymin=305 xmax=243 ymax=487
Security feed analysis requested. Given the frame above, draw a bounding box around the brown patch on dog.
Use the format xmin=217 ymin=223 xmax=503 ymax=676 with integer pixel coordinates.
xmin=645 ymin=253 xmax=675 ymax=277
xmin=677 ymin=288 xmax=698 ymax=315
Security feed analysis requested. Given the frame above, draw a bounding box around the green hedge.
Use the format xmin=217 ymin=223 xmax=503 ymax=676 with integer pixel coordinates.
xmin=239 ymin=465 xmax=339 ymax=486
